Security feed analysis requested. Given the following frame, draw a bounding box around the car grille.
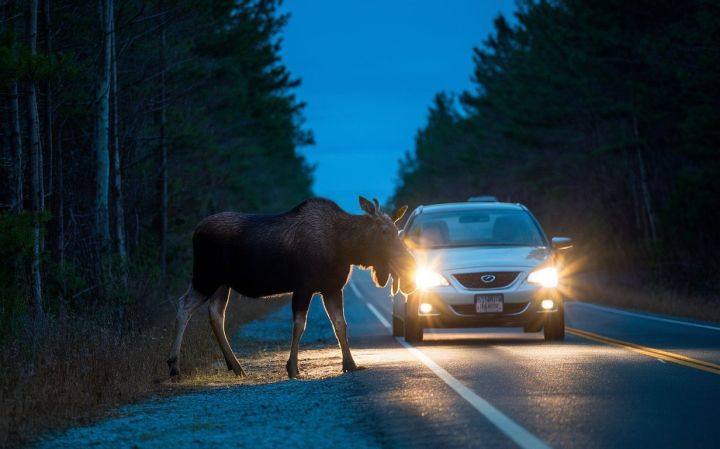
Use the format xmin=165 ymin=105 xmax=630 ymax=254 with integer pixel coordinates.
xmin=453 ymin=272 xmax=520 ymax=289
xmin=451 ymin=302 xmax=529 ymax=315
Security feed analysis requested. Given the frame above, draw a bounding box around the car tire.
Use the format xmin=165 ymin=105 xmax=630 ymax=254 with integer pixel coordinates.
xmin=392 ymin=315 xmax=404 ymax=337
xmin=404 ymin=298 xmax=423 ymax=342
xmin=544 ymin=303 xmax=565 ymax=341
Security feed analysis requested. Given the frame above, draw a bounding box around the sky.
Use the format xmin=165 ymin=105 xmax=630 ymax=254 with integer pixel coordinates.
xmin=279 ymin=0 xmax=516 ymax=213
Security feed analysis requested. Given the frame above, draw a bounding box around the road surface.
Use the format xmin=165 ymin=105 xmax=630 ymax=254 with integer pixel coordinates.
xmin=35 ymin=269 xmax=720 ymax=448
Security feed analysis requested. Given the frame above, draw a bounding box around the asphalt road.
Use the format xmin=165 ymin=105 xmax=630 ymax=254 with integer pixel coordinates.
xmin=35 ymin=268 xmax=720 ymax=449
xmin=344 ymin=269 xmax=720 ymax=449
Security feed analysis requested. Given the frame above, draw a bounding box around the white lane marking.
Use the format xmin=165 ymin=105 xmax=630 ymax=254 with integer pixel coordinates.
xmin=365 ymin=302 xmax=392 ymax=330
xmin=348 ymin=281 xmax=365 ymax=305
xmin=570 ymin=301 xmax=720 ymax=331
xmin=365 ymin=300 xmax=392 ymax=329
xmin=364 ymin=301 xmax=552 ymax=449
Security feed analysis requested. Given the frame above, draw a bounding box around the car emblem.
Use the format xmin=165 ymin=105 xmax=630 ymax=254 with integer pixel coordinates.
xmin=480 ymin=274 xmax=496 ymax=283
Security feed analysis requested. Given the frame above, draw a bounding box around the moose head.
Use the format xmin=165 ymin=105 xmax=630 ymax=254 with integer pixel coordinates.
xmin=357 ymin=196 xmax=417 ymax=295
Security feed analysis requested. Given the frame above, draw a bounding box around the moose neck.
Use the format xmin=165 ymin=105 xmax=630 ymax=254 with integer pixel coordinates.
xmin=336 ymin=213 xmax=377 ymax=267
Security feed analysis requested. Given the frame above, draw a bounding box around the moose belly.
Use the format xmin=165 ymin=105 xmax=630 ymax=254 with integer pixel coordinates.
xmin=231 ymin=278 xmax=294 ymax=298
xmin=226 ymin=257 xmax=296 ymax=298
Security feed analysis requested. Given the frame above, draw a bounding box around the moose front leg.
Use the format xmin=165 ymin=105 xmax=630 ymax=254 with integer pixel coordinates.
xmin=322 ymin=290 xmax=361 ymax=372
xmin=287 ymin=290 xmax=312 ymax=379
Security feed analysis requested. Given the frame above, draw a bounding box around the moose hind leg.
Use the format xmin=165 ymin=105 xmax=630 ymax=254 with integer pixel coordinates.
xmin=322 ymin=290 xmax=360 ymax=372
xmin=167 ymin=285 xmax=206 ymax=376
xmin=208 ymin=287 xmax=246 ymax=377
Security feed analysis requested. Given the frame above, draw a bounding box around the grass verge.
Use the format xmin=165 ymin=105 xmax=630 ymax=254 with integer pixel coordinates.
xmin=570 ymin=276 xmax=720 ymax=323
xmin=0 ymin=292 xmax=288 ymax=447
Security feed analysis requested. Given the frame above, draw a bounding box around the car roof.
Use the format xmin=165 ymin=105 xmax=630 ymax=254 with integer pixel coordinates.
xmin=414 ymin=202 xmax=527 ymax=214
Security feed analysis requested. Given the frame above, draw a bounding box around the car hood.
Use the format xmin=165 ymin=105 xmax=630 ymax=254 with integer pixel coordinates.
xmin=412 ymin=246 xmax=550 ymax=271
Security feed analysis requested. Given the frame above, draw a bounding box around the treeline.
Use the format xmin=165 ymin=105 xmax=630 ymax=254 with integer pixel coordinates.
xmin=0 ymin=0 xmax=313 ymax=344
xmin=393 ymin=0 xmax=719 ymax=293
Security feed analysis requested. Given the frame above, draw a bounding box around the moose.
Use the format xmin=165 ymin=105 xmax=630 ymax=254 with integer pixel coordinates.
xmin=167 ymin=196 xmax=417 ymax=378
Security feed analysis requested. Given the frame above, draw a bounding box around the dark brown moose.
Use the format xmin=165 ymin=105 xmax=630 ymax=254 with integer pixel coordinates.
xmin=167 ymin=196 xmax=417 ymax=378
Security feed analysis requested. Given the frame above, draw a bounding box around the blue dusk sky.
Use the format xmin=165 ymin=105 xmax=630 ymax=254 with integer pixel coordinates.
xmin=279 ymin=0 xmax=516 ymax=213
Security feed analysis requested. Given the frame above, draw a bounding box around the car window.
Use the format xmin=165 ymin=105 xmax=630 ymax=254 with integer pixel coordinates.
xmin=405 ymin=209 xmax=545 ymax=248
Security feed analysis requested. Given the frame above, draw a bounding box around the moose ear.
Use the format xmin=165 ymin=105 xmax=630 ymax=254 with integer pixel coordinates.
xmin=358 ymin=196 xmax=376 ymax=216
xmin=391 ymin=205 xmax=408 ymax=223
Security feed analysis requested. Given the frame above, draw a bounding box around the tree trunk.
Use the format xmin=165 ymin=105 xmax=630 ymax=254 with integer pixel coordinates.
xmin=6 ymin=0 xmax=23 ymax=212
xmin=632 ymin=115 xmax=657 ymax=243
xmin=57 ymin=124 xmax=65 ymax=297
xmin=159 ymin=6 xmax=168 ymax=279
xmin=44 ymin=0 xmax=61 ymax=268
xmin=42 ymin=0 xmax=52 ymax=255
xmin=27 ymin=0 xmax=47 ymax=341
xmin=95 ymin=0 xmax=112 ymax=250
xmin=110 ymin=0 xmax=127 ymax=286
xmin=10 ymin=81 xmax=23 ymax=212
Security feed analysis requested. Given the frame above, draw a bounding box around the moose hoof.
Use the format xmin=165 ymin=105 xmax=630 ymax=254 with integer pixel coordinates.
xmin=167 ymin=357 xmax=180 ymax=377
xmin=342 ymin=363 xmax=365 ymax=373
xmin=286 ymin=361 xmax=300 ymax=379
xmin=227 ymin=360 xmax=247 ymax=377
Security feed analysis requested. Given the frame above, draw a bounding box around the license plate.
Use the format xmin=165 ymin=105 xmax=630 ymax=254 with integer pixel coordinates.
xmin=475 ymin=294 xmax=503 ymax=313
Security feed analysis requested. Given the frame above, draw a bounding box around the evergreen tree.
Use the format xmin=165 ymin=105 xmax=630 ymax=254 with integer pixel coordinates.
xmin=393 ymin=0 xmax=720 ymax=291
xmin=0 ymin=0 xmax=314 ymax=340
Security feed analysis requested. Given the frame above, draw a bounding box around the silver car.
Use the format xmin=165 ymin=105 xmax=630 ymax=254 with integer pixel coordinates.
xmin=392 ymin=201 xmax=572 ymax=342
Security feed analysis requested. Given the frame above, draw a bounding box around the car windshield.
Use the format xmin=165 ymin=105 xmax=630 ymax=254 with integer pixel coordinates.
xmin=405 ymin=209 xmax=546 ymax=248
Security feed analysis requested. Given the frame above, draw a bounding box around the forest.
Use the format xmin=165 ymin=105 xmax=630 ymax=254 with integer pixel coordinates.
xmin=0 ymin=0 xmax=312 ymax=440
xmin=0 ymin=0 xmax=312 ymax=341
xmin=392 ymin=0 xmax=720 ymax=299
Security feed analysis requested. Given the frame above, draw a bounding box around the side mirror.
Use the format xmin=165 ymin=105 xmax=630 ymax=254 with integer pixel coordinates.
xmin=551 ymin=237 xmax=573 ymax=250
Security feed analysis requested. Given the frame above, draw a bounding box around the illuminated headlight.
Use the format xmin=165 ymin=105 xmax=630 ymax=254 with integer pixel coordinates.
xmin=541 ymin=299 xmax=555 ymax=310
xmin=527 ymin=267 xmax=558 ymax=288
xmin=415 ymin=268 xmax=449 ymax=289
xmin=419 ymin=303 xmax=433 ymax=314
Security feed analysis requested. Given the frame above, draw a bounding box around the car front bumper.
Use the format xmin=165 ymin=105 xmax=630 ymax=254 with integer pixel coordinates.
xmin=400 ymin=283 xmax=563 ymax=329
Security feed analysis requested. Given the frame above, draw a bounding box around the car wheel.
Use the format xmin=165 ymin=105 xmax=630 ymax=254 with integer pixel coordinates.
xmin=392 ymin=315 xmax=404 ymax=337
xmin=404 ymin=298 xmax=423 ymax=342
xmin=544 ymin=303 xmax=565 ymax=341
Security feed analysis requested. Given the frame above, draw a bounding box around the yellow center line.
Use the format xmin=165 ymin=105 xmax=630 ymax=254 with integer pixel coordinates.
xmin=566 ymin=327 xmax=720 ymax=375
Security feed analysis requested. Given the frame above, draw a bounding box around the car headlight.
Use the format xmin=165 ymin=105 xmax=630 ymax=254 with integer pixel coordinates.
xmin=415 ymin=268 xmax=449 ymax=289
xmin=527 ymin=267 xmax=558 ymax=288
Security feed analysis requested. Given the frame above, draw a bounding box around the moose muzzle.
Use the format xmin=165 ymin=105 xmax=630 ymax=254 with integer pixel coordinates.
xmin=391 ymin=253 xmax=417 ymax=295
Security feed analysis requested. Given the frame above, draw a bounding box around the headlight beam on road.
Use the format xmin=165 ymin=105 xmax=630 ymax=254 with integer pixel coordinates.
xmin=362 ymin=298 xmax=554 ymax=449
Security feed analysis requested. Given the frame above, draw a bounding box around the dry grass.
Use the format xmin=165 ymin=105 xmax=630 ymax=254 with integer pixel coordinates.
xmin=0 ymin=293 xmax=288 ymax=447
